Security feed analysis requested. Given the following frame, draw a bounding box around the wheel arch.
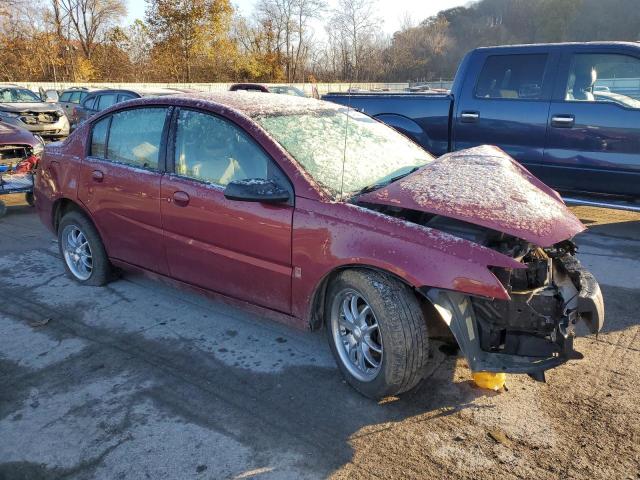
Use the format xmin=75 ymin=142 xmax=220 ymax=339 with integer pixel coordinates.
xmin=308 ymin=263 xmax=428 ymax=331
xmin=52 ymin=197 xmax=93 ymax=233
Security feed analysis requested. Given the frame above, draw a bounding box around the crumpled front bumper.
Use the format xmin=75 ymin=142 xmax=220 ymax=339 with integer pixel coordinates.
xmin=422 ymin=254 xmax=604 ymax=378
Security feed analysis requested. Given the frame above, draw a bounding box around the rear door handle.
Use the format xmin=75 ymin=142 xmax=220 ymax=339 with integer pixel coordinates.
xmin=551 ymin=115 xmax=575 ymax=128
xmin=460 ymin=111 xmax=480 ymax=123
xmin=172 ymin=191 xmax=190 ymax=207
xmin=91 ymin=170 xmax=104 ymax=182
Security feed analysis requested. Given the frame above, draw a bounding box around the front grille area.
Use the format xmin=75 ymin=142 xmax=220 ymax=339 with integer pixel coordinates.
xmin=19 ymin=111 xmax=60 ymax=125
xmin=0 ymin=144 xmax=28 ymax=164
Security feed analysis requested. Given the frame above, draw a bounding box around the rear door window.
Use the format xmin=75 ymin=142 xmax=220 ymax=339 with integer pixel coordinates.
xmin=106 ymin=107 xmax=169 ymax=170
xmin=118 ymin=93 xmax=136 ymax=102
xmin=97 ymin=93 xmax=117 ymax=111
xmin=476 ymin=54 xmax=548 ymax=100
xmin=69 ymin=91 xmax=82 ymax=103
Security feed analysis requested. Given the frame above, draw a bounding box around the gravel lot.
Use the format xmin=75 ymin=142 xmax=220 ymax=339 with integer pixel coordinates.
xmin=0 ymin=194 xmax=639 ymax=480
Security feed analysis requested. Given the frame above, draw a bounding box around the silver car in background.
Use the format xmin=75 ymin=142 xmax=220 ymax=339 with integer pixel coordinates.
xmin=0 ymin=85 xmax=69 ymax=141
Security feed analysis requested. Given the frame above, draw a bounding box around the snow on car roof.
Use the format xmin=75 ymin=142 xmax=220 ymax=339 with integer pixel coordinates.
xmin=175 ymin=91 xmax=343 ymax=117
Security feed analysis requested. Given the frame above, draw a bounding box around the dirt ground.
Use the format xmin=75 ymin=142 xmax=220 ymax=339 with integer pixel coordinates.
xmin=0 ymin=193 xmax=638 ymax=480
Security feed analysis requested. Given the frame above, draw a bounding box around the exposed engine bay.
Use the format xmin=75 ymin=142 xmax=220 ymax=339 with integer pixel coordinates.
xmin=357 ymin=202 xmax=605 ymax=379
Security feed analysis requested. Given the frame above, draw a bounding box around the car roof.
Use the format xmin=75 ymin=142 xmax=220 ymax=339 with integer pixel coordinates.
xmin=166 ymin=91 xmax=340 ymax=117
xmin=86 ymin=88 xmax=180 ymax=98
xmin=475 ymin=41 xmax=640 ymax=52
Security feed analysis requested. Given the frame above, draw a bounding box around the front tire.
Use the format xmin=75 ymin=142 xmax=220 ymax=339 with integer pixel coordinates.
xmin=58 ymin=210 xmax=112 ymax=286
xmin=326 ymin=269 xmax=430 ymax=399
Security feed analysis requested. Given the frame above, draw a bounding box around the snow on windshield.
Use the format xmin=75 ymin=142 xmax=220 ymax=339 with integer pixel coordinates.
xmin=254 ymin=108 xmax=433 ymax=197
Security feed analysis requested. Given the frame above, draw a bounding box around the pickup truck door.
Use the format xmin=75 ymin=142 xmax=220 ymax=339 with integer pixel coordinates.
xmin=453 ymin=49 xmax=559 ymax=167
xmin=542 ymin=48 xmax=640 ymax=197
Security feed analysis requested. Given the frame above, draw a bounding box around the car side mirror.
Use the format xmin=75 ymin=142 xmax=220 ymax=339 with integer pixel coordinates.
xmin=223 ymin=179 xmax=290 ymax=203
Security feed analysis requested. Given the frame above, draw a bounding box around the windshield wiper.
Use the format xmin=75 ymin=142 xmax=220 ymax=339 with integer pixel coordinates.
xmin=356 ymin=166 xmax=420 ymax=195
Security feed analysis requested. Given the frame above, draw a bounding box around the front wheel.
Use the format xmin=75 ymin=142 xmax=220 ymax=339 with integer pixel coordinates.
xmin=326 ymin=269 xmax=430 ymax=399
xmin=58 ymin=210 xmax=112 ymax=286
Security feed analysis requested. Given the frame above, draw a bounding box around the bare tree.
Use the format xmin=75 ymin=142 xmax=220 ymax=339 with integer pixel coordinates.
xmin=327 ymin=0 xmax=380 ymax=81
xmin=56 ymin=0 xmax=126 ymax=59
xmin=255 ymin=0 xmax=325 ymax=82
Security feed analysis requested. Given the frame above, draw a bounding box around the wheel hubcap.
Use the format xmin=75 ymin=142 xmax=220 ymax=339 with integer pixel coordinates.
xmin=61 ymin=225 xmax=93 ymax=281
xmin=331 ymin=289 xmax=383 ymax=382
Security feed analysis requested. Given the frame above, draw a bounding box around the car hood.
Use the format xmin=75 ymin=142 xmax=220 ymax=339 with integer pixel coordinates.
xmin=357 ymin=145 xmax=585 ymax=247
xmin=0 ymin=102 xmax=58 ymax=113
xmin=0 ymin=122 xmax=39 ymax=146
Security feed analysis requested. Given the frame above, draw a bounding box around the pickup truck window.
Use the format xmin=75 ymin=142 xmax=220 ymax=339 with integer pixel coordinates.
xmin=566 ymin=53 xmax=640 ymax=108
xmin=475 ymin=54 xmax=548 ymax=100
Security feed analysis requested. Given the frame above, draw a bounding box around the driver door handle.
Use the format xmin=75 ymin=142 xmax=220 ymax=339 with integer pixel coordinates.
xmin=172 ymin=191 xmax=190 ymax=207
xmin=460 ymin=111 xmax=480 ymax=123
xmin=551 ymin=115 xmax=575 ymax=128
xmin=91 ymin=170 xmax=104 ymax=182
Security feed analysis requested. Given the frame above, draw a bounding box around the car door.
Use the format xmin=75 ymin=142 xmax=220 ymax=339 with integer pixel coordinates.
xmin=77 ymin=106 xmax=172 ymax=274
xmin=543 ymin=48 xmax=640 ymax=197
xmin=160 ymin=108 xmax=294 ymax=313
xmin=453 ymin=49 xmax=558 ymax=168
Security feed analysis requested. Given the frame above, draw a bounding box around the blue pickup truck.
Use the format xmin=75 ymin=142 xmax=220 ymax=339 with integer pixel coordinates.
xmin=323 ymin=42 xmax=640 ymax=202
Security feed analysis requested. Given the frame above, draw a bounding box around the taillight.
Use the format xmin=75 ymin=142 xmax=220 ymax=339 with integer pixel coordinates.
xmin=71 ymin=107 xmax=78 ymax=122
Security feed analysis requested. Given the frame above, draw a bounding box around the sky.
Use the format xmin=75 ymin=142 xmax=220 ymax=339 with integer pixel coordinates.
xmin=125 ymin=0 xmax=470 ymax=35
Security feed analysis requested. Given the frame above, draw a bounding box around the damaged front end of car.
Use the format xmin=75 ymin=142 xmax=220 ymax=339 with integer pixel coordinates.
xmin=425 ymin=237 xmax=604 ymax=380
xmin=355 ymin=145 xmax=605 ymax=379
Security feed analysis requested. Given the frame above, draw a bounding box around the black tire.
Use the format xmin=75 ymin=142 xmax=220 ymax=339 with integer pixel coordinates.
xmin=0 ymin=201 xmax=6 ymax=218
xmin=57 ymin=210 xmax=112 ymax=286
xmin=325 ymin=269 xmax=430 ymax=399
xmin=25 ymin=192 xmax=35 ymax=207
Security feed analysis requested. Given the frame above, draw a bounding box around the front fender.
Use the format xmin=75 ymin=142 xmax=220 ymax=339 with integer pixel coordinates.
xmin=292 ymin=199 xmax=524 ymax=322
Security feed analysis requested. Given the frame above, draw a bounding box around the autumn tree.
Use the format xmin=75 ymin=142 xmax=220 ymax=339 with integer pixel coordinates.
xmin=145 ymin=0 xmax=234 ymax=82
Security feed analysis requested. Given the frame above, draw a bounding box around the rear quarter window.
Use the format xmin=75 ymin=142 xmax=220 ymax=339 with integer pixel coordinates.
xmin=83 ymin=96 xmax=97 ymax=110
xmin=90 ymin=116 xmax=110 ymax=158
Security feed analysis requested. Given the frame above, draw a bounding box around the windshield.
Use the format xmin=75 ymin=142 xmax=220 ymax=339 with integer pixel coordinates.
xmin=254 ymin=108 xmax=433 ymax=197
xmin=0 ymin=88 xmax=41 ymax=103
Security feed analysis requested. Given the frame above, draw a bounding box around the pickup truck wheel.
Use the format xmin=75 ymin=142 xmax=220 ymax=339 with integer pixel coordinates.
xmin=58 ymin=211 xmax=112 ymax=286
xmin=326 ymin=269 xmax=430 ymax=399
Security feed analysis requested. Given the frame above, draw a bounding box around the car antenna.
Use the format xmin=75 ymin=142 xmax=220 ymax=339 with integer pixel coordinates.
xmin=338 ymin=77 xmax=354 ymax=202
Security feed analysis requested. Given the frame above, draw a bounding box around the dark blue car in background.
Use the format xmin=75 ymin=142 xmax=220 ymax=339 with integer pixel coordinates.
xmin=324 ymin=42 xmax=640 ymax=203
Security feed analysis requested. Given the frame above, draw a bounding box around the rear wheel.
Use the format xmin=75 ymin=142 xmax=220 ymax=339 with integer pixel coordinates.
xmin=58 ymin=210 xmax=112 ymax=286
xmin=326 ymin=269 xmax=430 ymax=399
xmin=25 ymin=192 xmax=35 ymax=207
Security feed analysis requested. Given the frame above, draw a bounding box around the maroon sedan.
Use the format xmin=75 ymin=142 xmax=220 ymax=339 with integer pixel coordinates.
xmin=34 ymin=93 xmax=604 ymax=398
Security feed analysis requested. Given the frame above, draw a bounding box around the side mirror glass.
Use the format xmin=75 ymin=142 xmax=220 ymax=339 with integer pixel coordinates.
xmin=224 ymin=178 xmax=290 ymax=203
